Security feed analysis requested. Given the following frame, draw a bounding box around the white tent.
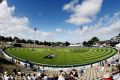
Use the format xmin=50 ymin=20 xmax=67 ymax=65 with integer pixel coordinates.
xmin=115 ymin=43 xmax=120 ymax=49
xmin=115 ymin=43 xmax=120 ymax=51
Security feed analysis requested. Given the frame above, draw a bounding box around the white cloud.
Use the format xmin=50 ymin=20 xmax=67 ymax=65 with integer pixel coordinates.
xmin=63 ymin=0 xmax=103 ymax=25
xmin=65 ymin=12 xmax=120 ymax=42
xmin=55 ymin=28 xmax=63 ymax=32
xmin=98 ymin=21 xmax=120 ymax=35
xmin=0 ymin=0 xmax=53 ymax=41
xmin=63 ymin=0 xmax=79 ymax=12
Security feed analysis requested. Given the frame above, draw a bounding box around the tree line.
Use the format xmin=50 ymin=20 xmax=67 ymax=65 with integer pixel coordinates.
xmin=1 ymin=33 xmax=120 ymax=47
xmin=0 ymin=35 xmax=70 ymax=46
xmin=82 ymin=33 xmax=120 ymax=47
xmin=82 ymin=37 xmax=100 ymax=47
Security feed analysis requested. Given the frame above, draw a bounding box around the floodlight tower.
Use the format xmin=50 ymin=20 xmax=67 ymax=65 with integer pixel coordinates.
xmin=34 ymin=27 xmax=37 ymax=45
xmin=80 ymin=26 xmax=83 ymax=31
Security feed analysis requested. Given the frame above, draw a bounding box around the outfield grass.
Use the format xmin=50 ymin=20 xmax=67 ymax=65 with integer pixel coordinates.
xmin=5 ymin=47 xmax=117 ymax=66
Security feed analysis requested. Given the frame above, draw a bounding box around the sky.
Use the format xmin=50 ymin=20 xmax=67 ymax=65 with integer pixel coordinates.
xmin=0 ymin=0 xmax=120 ymax=43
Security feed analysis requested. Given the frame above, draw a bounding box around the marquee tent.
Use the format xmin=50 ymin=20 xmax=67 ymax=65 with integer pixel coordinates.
xmin=115 ymin=43 xmax=120 ymax=48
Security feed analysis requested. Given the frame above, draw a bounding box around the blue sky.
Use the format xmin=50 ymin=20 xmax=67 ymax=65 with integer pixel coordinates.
xmin=8 ymin=0 xmax=71 ymax=30
xmin=7 ymin=0 xmax=120 ymax=29
xmin=0 ymin=0 xmax=120 ymax=42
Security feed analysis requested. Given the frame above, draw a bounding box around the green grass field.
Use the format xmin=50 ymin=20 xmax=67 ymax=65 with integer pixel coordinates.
xmin=5 ymin=47 xmax=117 ymax=66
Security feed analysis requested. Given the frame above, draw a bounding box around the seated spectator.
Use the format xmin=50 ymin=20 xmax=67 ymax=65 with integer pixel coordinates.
xmin=0 ymin=73 xmax=3 ymax=80
xmin=7 ymin=75 xmax=14 ymax=80
xmin=67 ymin=74 xmax=75 ymax=80
xmin=103 ymin=70 xmax=112 ymax=80
xmin=26 ymin=74 xmax=31 ymax=80
xmin=43 ymin=75 xmax=48 ymax=80
xmin=31 ymin=74 xmax=36 ymax=80
xmin=47 ymin=75 xmax=54 ymax=80
xmin=54 ymin=74 xmax=58 ymax=80
xmin=13 ymin=68 xmax=17 ymax=75
xmin=21 ymin=75 xmax=26 ymax=80
xmin=17 ymin=69 xmax=21 ymax=76
xmin=112 ymin=73 xmax=120 ymax=80
xmin=80 ymin=68 xmax=84 ymax=76
xmin=58 ymin=74 xmax=65 ymax=80
xmin=73 ymin=72 xmax=78 ymax=78
xmin=4 ymin=74 xmax=9 ymax=80
xmin=37 ymin=72 xmax=41 ymax=77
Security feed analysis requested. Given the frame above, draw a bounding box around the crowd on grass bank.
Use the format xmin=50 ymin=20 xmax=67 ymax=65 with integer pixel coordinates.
xmin=0 ymin=64 xmax=120 ymax=80
xmin=0 ymin=56 xmax=120 ymax=80
xmin=0 ymin=68 xmax=80 ymax=80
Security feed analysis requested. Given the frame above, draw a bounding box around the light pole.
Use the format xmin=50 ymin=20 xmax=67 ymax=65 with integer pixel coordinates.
xmin=34 ymin=27 xmax=37 ymax=45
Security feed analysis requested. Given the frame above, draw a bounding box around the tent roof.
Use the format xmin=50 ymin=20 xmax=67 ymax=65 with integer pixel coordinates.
xmin=115 ymin=43 xmax=120 ymax=48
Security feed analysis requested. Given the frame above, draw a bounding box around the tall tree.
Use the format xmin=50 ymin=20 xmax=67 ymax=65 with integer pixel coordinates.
xmin=64 ymin=41 xmax=70 ymax=46
xmin=0 ymin=0 xmax=3 ymax=4
xmin=90 ymin=37 xmax=99 ymax=42
xmin=83 ymin=41 xmax=87 ymax=46
xmin=118 ymin=33 xmax=120 ymax=36
xmin=8 ymin=37 xmax=13 ymax=42
xmin=35 ymin=40 xmax=39 ymax=45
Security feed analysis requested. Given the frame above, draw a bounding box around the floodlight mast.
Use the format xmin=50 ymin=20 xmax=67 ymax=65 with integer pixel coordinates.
xmin=80 ymin=26 xmax=83 ymax=31
xmin=34 ymin=27 xmax=37 ymax=45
